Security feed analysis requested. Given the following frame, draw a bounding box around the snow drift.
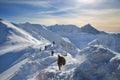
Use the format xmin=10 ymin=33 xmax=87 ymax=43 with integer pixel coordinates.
xmin=48 ymin=24 xmax=120 ymax=53
xmin=0 ymin=19 xmax=119 ymax=80
xmin=73 ymin=45 xmax=120 ymax=80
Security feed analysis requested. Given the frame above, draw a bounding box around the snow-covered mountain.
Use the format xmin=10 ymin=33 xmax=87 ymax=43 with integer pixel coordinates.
xmin=0 ymin=19 xmax=79 ymax=80
xmin=0 ymin=19 xmax=44 ymax=74
xmin=48 ymin=24 xmax=120 ymax=53
xmin=73 ymin=45 xmax=120 ymax=80
xmin=88 ymin=34 xmax=120 ymax=53
xmin=34 ymin=45 xmax=120 ymax=80
xmin=80 ymin=24 xmax=100 ymax=34
xmin=47 ymin=24 xmax=98 ymax=49
xmin=47 ymin=24 xmax=81 ymax=33
xmin=0 ymin=19 xmax=119 ymax=80
xmin=48 ymin=24 xmax=100 ymax=34
xmin=16 ymin=23 xmax=80 ymax=56
xmin=0 ymin=20 xmax=40 ymax=45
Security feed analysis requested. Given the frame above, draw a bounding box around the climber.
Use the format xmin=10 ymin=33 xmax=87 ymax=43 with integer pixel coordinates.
xmin=51 ymin=50 xmax=54 ymax=56
xmin=57 ymin=55 xmax=66 ymax=70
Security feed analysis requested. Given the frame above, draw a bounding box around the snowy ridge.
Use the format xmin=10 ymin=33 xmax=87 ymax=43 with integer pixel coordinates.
xmin=81 ymin=24 xmax=100 ymax=34
xmin=34 ymin=52 xmax=79 ymax=80
xmin=88 ymin=34 xmax=120 ymax=53
xmin=0 ymin=58 xmax=28 ymax=80
xmin=0 ymin=21 xmax=10 ymax=44
xmin=0 ymin=20 xmax=40 ymax=44
xmin=48 ymin=24 xmax=81 ymax=33
xmin=17 ymin=23 xmax=80 ymax=56
xmin=0 ymin=19 xmax=80 ymax=80
xmin=73 ymin=45 xmax=120 ymax=80
xmin=48 ymin=24 xmax=120 ymax=53
xmin=0 ymin=19 xmax=119 ymax=80
xmin=9 ymin=43 xmax=79 ymax=80
xmin=0 ymin=19 xmax=49 ymax=75
xmin=48 ymin=24 xmax=97 ymax=49
xmin=32 ymin=45 xmax=120 ymax=80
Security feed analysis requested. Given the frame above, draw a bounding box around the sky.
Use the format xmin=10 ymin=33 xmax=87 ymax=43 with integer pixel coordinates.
xmin=0 ymin=0 xmax=120 ymax=32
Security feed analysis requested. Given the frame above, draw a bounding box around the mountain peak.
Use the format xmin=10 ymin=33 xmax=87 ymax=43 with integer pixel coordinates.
xmin=85 ymin=23 xmax=92 ymax=26
xmin=81 ymin=24 xmax=95 ymax=30
xmin=81 ymin=24 xmax=100 ymax=34
xmin=47 ymin=24 xmax=81 ymax=33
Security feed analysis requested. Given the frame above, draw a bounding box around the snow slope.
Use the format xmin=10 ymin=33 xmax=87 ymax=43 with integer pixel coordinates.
xmin=17 ymin=23 xmax=80 ymax=57
xmin=48 ymin=24 xmax=97 ymax=49
xmin=0 ymin=20 xmax=49 ymax=74
xmin=73 ymin=45 xmax=120 ymax=80
xmin=47 ymin=24 xmax=81 ymax=33
xmin=0 ymin=19 xmax=119 ymax=80
xmin=88 ymin=34 xmax=120 ymax=53
xmin=48 ymin=24 xmax=120 ymax=53
xmin=32 ymin=45 xmax=120 ymax=80
xmin=0 ymin=19 xmax=80 ymax=80
xmin=0 ymin=58 xmax=28 ymax=80
xmin=6 ymin=41 xmax=79 ymax=80
xmin=80 ymin=24 xmax=100 ymax=34
xmin=34 ymin=51 xmax=79 ymax=80
xmin=0 ymin=20 xmax=40 ymax=45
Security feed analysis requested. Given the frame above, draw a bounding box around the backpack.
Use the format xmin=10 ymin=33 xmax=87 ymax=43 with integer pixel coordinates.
xmin=61 ymin=57 xmax=66 ymax=65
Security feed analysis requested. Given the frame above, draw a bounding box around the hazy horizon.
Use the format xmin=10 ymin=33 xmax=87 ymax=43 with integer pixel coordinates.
xmin=0 ymin=0 xmax=120 ymax=32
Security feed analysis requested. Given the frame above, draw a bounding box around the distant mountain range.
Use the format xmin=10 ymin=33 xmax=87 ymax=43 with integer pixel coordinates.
xmin=48 ymin=23 xmax=120 ymax=53
xmin=47 ymin=23 xmax=100 ymax=34
xmin=0 ymin=19 xmax=120 ymax=80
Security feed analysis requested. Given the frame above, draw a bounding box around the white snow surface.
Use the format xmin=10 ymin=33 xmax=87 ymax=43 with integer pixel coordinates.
xmin=48 ymin=24 xmax=120 ymax=53
xmin=0 ymin=58 xmax=28 ymax=80
xmin=17 ymin=23 xmax=80 ymax=56
xmin=0 ymin=19 xmax=80 ymax=80
xmin=73 ymin=45 xmax=120 ymax=80
xmin=0 ymin=20 xmax=40 ymax=44
xmin=0 ymin=19 xmax=120 ymax=80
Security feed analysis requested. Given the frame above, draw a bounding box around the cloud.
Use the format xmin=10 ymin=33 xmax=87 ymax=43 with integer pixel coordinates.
xmin=0 ymin=0 xmax=120 ymax=32
xmin=0 ymin=0 xmax=56 ymax=8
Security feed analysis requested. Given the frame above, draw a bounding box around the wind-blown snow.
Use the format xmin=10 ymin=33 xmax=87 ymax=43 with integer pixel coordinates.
xmin=17 ymin=23 xmax=80 ymax=57
xmin=0 ymin=20 xmax=40 ymax=44
xmin=48 ymin=24 xmax=120 ymax=53
xmin=73 ymin=45 xmax=120 ymax=80
xmin=0 ymin=20 xmax=49 ymax=76
xmin=0 ymin=59 xmax=28 ymax=80
xmin=0 ymin=19 xmax=119 ymax=80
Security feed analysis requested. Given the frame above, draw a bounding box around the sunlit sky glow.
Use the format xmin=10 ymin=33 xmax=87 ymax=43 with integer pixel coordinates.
xmin=0 ymin=0 xmax=120 ymax=32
